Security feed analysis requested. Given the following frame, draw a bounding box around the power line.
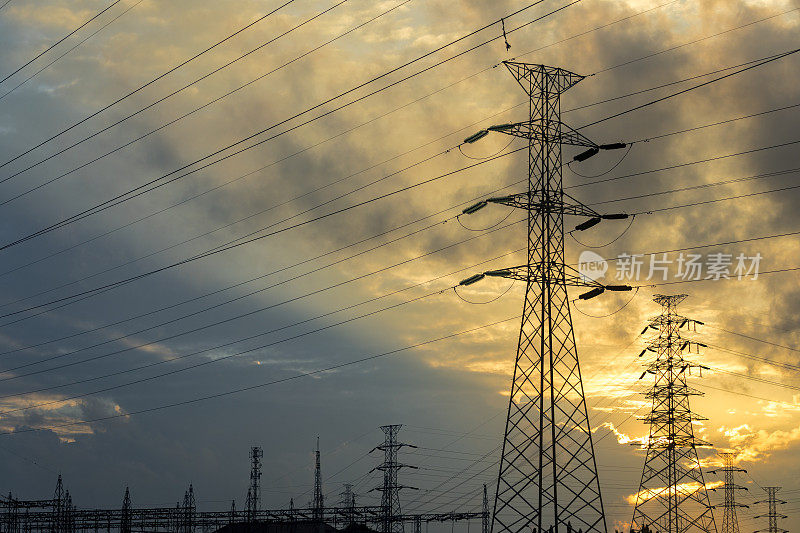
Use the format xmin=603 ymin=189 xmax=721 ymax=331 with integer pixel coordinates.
xmin=0 ymin=0 xmax=365 ymax=186
xmin=577 ymin=47 xmax=800 ymax=130
xmin=0 ymin=148 xmax=523 ymax=322
xmin=0 ymin=181 xmax=528 ymax=357
xmin=590 ymin=6 xmax=799 ymax=75
xmin=0 ymin=1 xmax=570 ymax=248
xmin=586 ymin=166 xmax=800 ymax=207
xmin=5 ymin=57 xmax=778 ymax=303
xmin=0 ymin=315 xmax=522 ymax=437
xmin=0 ymin=0 xmax=298 ymax=169
xmin=0 ymin=0 xmax=145 ymax=102
xmin=0 ymin=0 xmax=682 ymax=210
xmin=0 ymin=235 xmax=524 ymax=406
xmin=566 ymin=139 xmax=800 ymax=190
xmin=0 ymin=220 xmax=522 ymax=383
xmin=575 ymin=230 xmax=800 ymax=268
xmin=1 ymin=0 xmax=775 ymax=216
xmin=0 ymin=0 xmax=124 ymax=85
xmin=5 ymin=103 xmax=796 ymax=326
xmin=628 ymin=181 xmax=800 ymax=216
xmin=706 ymin=343 xmax=800 ymax=374
xmin=705 ymin=325 xmax=800 ymax=355
xmin=0 ymin=2 xmax=764 ymax=286
xmin=0 ymin=89 xmax=521 ymax=282
xmin=646 ymin=266 xmax=800 ymax=287
xmin=0 ymin=141 xmax=460 ymax=309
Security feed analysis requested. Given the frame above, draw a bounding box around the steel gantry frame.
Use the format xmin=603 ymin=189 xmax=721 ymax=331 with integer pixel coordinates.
xmin=0 ymin=499 xmax=486 ymax=533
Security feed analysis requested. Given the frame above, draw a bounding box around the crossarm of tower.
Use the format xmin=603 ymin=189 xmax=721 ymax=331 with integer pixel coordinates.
xmin=484 ymin=263 xmax=603 ymax=288
xmin=487 ymin=190 xmax=601 ymax=217
xmin=486 ymin=120 xmax=598 ymax=147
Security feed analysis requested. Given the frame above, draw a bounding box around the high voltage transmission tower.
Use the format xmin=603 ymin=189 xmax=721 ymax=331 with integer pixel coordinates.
xmin=182 ymin=484 xmax=196 ymax=533
xmin=247 ymin=446 xmax=263 ymax=522
xmin=340 ymin=484 xmax=357 ymax=526
xmin=631 ymin=294 xmax=716 ymax=533
xmin=709 ymin=453 xmax=748 ymax=533
xmin=754 ymin=487 xmax=787 ymax=533
xmin=313 ymin=437 xmax=324 ymax=523
xmin=121 ymin=487 xmax=131 ymax=533
xmin=459 ymin=61 xmax=631 ymax=533
xmin=483 ymin=484 xmax=491 ymax=533
xmin=371 ymin=425 xmax=417 ymax=533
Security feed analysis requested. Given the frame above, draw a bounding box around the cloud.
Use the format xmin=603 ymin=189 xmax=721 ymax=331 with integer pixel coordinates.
xmin=718 ymin=422 xmax=800 ymax=463
xmin=625 ymin=480 xmax=724 ymax=506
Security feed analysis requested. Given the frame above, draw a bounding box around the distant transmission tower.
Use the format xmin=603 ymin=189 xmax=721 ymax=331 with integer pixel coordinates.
xmin=341 ymin=484 xmax=357 ymax=526
xmin=371 ymin=425 xmax=417 ymax=533
xmin=459 ymin=62 xmax=631 ymax=533
xmin=52 ymin=475 xmax=65 ymax=533
xmin=754 ymin=487 xmax=787 ymax=533
xmin=182 ymin=484 xmax=196 ymax=533
xmin=631 ymin=294 xmax=716 ymax=533
xmin=313 ymin=437 xmax=324 ymax=522
xmin=483 ymin=484 xmax=490 ymax=533
xmin=121 ymin=487 xmax=132 ymax=533
xmin=248 ymin=446 xmax=263 ymax=521
xmin=709 ymin=453 xmax=748 ymax=533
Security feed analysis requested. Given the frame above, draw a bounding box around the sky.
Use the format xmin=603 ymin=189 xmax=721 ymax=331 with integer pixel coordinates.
xmin=0 ymin=0 xmax=798 ymax=531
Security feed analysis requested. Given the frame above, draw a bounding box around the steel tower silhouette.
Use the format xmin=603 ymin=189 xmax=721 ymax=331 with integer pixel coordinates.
xmin=459 ymin=61 xmax=631 ymax=533
xmin=313 ymin=437 xmax=324 ymax=522
xmin=631 ymin=294 xmax=716 ymax=533
xmin=754 ymin=487 xmax=787 ymax=533
xmin=709 ymin=453 xmax=748 ymax=533
xmin=371 ymin=425 xmax=416 ymax=533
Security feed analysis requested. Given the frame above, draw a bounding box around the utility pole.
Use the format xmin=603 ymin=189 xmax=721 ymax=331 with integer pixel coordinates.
xmin=709 ymin=453 xmax=748 ymax=533
xmin=459 ymin=62 xmax=631 ymax=533
xmin=631 ymin=294 xmax=716 ymax=533
xmin=371 ymin=425 xmax=417 ymax=533
xmin=313 ymin=437 xmax=324 ymax=523
xmin=754 ymin=487 xmax=787 ymax=533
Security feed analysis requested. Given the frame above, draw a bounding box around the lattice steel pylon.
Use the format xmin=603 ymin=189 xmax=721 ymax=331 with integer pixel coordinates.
xmin=120 ymin=487 xmax=131 ymax=533
xmin=708 ymin=453 xmax=748 ymax=533
xmin=371 ymin=425 xmax=416 ymax=533
xmin=313 ymin=437 xmax=324 ymax=522
xmin=631 ymin=294 xmax=716 ymax=533
xmin=248 ymin=446 xmax=263 ymax=521
xmin=340 ymin=484 xmax=357 ymax=526
xmin=459 ymin=62 xmax=633 ymax=533
xmin=753 ymin=487 xmax=787 ymax=533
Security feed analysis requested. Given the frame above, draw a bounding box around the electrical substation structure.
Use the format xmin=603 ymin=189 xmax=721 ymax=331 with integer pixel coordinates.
xmin=631 ymin=294 xmax=716 ymax=533
xmin=0 ymin=431 xmax=486 ymax=533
